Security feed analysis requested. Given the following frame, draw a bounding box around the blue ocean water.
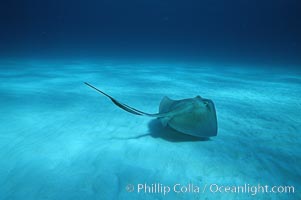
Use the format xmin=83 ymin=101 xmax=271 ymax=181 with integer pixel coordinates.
xmin=0 ymin=0 xmax=301 ymax=200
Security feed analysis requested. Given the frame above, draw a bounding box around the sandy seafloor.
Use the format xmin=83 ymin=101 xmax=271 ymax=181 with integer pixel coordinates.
xmin=0 ymin=59 xmax=300 ymax=200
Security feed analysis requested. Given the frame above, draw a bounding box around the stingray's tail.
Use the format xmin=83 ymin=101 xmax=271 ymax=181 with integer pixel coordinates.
xmin=84 ymin=82 xmax=157 ymax=116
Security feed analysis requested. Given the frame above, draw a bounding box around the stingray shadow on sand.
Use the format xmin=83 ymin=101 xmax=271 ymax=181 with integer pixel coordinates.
xmin=148 ymin=119 xmax=210 ymax=142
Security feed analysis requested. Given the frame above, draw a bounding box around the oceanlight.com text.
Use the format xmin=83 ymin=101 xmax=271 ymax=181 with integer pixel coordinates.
xmin=209 ymin=183 xmax=295 ymax=196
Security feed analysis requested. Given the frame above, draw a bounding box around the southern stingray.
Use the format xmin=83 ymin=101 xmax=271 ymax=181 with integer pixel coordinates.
xmin=85 ymin=82 xmax=218 ymax=138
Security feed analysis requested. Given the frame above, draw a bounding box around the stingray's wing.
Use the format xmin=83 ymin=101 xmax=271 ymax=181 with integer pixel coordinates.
xmin=159 ymin=96 xmax=175 ymax=113
xmin=85 ymin=82 xmax=162 ymax=117
xmin=166 ymin=98 xmax=218 ymax=137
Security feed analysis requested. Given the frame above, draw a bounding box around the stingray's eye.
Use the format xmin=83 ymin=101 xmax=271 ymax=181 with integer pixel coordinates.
xmin=204 ymin=102 xmax=211 ymax=111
